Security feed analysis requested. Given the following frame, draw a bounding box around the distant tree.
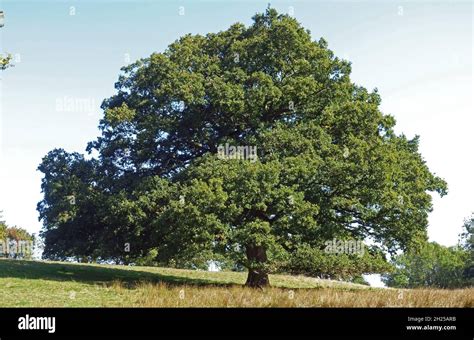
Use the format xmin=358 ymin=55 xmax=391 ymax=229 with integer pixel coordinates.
xmin=7 ymin=226 xmax=34 ymax=258
xmin=0 ymin=54 xmax=12 ymax=70
xmin=0 ymin=212 xmax=34 ymax=259
xmin=383 ymin=242 xmax=470 ymax=288
xmin=38 ymin=8 xmax=447 ymax=287
xmin=1 ymin=10 xmax=12 ymax=70
xmin=459 ymin=214 xmax=473 ymax=282
xmin=459 ymin=214 xmax=473 ymax=250
xmin=0 ymin=212 xmax=7 ymax=242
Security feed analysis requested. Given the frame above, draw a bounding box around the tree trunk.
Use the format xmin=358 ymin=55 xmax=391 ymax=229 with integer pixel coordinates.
xmin=245 ymin=245 xmax=270 ymax=288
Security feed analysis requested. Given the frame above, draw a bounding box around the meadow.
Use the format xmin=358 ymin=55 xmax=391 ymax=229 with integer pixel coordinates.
xmin=0 ymin=259 xmax=472 ymax=307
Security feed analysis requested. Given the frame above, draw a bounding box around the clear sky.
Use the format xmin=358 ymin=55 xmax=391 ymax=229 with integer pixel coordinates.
xmin=0 ymin=0 xmax=472 ymax=260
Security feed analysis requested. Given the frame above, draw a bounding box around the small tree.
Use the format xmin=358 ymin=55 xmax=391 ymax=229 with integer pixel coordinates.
xmin=0 ymin=54 xmax=12 ymax=70
xmin=0 ymin=212 xmax=34 ymax=259
xmin=459 ymin=214 xmax=473 ymax=282
xmin=383 ymin=242 xmax=470 ymax=288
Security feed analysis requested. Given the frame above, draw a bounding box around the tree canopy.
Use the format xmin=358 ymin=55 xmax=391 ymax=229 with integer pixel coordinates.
xmin=38 ymin=8 xmax=447 ymax=287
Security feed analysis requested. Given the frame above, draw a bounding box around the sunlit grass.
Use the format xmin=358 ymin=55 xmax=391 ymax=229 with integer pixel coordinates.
xmin=0 ymin=259 xmax=472 ymax=307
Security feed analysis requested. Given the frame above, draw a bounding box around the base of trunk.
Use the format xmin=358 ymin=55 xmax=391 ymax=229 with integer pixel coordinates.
xmin=245 ymin=269 xmax=269 ymax=288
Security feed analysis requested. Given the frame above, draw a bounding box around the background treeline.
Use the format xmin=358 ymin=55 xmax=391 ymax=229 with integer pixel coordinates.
xmin=0 ymin=212 xmax=34 ymax=259
xmin=383 ymin=215 xmax=473 ymax=288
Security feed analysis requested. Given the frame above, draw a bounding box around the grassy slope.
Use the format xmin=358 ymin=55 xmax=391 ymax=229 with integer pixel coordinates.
xmin=0 ymin=259 xmax=472 ymax=307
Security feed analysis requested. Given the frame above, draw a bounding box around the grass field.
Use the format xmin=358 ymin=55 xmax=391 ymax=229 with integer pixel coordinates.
xmin=0 ymin=259 xmax=472 ymax=307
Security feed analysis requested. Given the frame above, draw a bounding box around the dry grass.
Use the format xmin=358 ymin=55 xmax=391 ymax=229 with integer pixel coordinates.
xmin=110 ymin=281 xmax=474 ymax=307
xmin=0 ymin=259 xmax=472 ymax=307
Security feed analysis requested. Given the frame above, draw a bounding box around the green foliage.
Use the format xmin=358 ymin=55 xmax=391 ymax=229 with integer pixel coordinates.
xmin=383 ymin=242 xmax=471 ymax=288
xmin=459 ymin=214 xmax=473 ymax=281
xmin=104 ymin=102 xmax=136 ymax=128
xmin=351 ymin=276 xmax=370 ymax=286
xmin=0 ymin=213 xmax=7 ymax=242
xmin=0 ymin=54 xmax=12 ymax=70
xmin=37 ymin=149 xmax=107 ymax=261
xmin=38 ymin=8 xmax=446 ymax=286
xmin=281 ymin=244 xmax=392 ymax=281
xmin=0 ymin=211 xmax=34 ymax=259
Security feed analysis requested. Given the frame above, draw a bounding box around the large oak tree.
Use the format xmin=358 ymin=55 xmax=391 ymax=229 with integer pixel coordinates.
xmin=38 ymin=8 xmax=447 ymax=287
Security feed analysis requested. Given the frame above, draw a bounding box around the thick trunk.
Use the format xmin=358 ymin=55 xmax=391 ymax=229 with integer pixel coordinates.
xmin=245 ymin=245 xmax=270 ymax=288
xmin=246 ymin=268 xmax=270 ymax=288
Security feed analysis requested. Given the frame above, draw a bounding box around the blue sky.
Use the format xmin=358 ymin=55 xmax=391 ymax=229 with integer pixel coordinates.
xmin=0 ymin=0 xmax=472 ymax=259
